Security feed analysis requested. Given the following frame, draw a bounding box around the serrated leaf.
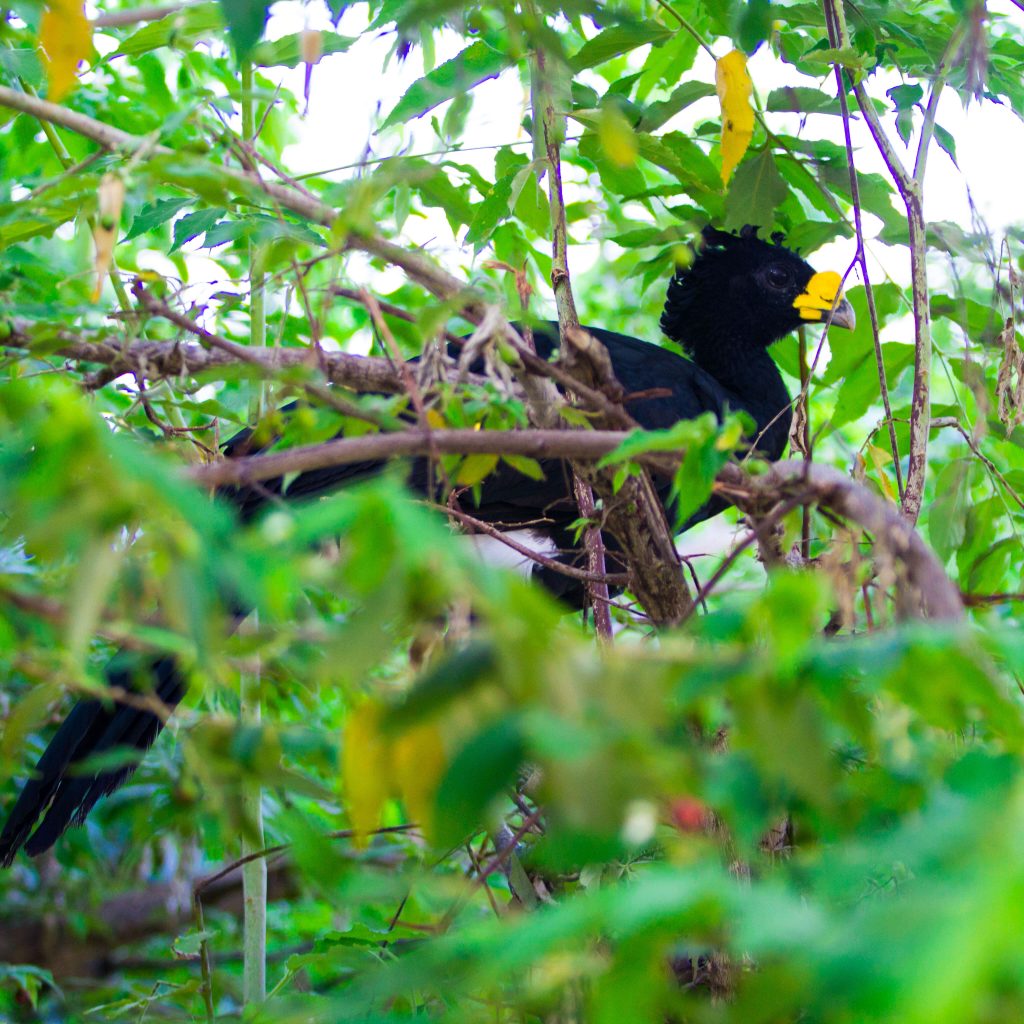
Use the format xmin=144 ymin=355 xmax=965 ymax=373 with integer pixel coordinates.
xmin=124 ymin=197 xmax=192 ymax=242
xmin=171 ymin=207 xmax=226 ymax=250
xmin=382 ymin=41 xmax=512 ymax=129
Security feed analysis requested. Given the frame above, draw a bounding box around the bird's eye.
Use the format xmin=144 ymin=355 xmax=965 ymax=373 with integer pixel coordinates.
xmin=765 ymin=266 xmax=791 ymax=289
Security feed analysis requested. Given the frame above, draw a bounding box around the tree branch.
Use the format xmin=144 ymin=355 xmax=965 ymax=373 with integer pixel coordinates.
xmin=822 ymin=0 xmax=936 ymax=525
xmin=823 ymin=1 xmax=903 ymax=501
xmin=530 ymin=39 xmax=612 ymax=638
xmin=716 ymin=462 xmax=962 ymax=621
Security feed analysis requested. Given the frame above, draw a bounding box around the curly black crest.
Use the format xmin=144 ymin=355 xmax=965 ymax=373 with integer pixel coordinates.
xmin=660 ymin=224 xmax=818 ymax=357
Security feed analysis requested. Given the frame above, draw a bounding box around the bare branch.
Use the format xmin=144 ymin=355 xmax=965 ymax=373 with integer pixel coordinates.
xmin=823 ymin=1 xmax=903 ymax=501
xmin=530 ymin=38 xmax=612 ymax=638
xmin=821 ymin=0 xmax=935 ymax=525
xmin=188 ymin=428 xmax=632 ymax=488
xmin=716 ymin=462 xmax=963 ymax=621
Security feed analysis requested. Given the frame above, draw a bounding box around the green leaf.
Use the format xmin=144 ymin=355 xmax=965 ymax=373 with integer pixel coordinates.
xmin=569 ymin=23 xmax=674 ymax=72
xmin=639 ymin=81 xmax=716 ymax=131
xmin=0 ymin=48 xmax=44 ymax=87
xmin=249 ymin=31 xmax=356 ymax=68
xmin=928 ymin=459 xmax=972 ymax=563
xmin=830 ymin=342 xmax=914 ymax=428
xmin=124 ymin=197 xmax=192 ymax=241
xmin=933 ymin=123 xmax=959 ymax=167
xmin=171 ymin=207 xmax=226 ymax=250
xmin=382 ymin=41 xmax=512 ymax=129
xmin=387 ymin=641 xmax=498 ymax=730
xmin=502 ymin=454 xmax=546 ymax=481
xmin=218 ymin=0 xmax=270 ymax=56
xmin=724 ymin=149 xmax=789 ymax=231
xmin=766 ymin=86 xmax=839 ymax=115
xmin=115 ymin=2 xmax=223 ymax=56
xmin=597 ymin=413 xmax=723 ymax=468
xmin=734 ymin=0 xmax=772 ymax=53
xmin=456 ymin=452 xmax=499 ymax=486
xmin=434 ymin=717 xmax=526 ymax=847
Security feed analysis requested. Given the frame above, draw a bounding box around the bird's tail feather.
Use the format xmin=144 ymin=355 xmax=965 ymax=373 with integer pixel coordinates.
xmin=0 ymin=655 xmax=186 ymax=866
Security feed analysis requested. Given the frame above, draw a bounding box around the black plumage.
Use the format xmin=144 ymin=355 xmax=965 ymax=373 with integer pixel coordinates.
xmin=0 ymin=225 xmax=853 ymax=866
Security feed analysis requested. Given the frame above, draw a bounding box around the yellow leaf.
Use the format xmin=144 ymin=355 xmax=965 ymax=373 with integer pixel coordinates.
xmin=715 ymin=49 xmax=755 ymax=186
xmin=39 ymin=0 xmax=92 ymax=102
xmin=597 ymin=105 xmax=638 ymax=168
xmin=391 ymin=722 xmax=446 ymax=840
xmin=425 ymin=409 xmax=447 ymax=429
xmin=342 ymin=702 xmax=390 ymax=845
xmin=867 ymin=444 xmax=898 ymax=502
xmin=456 ymin=452 xmax=498 ymax=486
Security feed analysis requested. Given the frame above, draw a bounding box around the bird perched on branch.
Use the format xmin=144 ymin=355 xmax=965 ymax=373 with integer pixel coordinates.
xmin=0 ymin=225 xmax=853 ymax=865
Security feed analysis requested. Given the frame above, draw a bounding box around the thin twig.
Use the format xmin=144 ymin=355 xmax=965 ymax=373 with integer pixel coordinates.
xmin=433 ymin=503 xmax=630 ymax=586
xmin=824 ymin=0 xmax=904 ymax=501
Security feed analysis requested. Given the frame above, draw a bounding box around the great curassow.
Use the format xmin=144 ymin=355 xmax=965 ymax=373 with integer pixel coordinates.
xmin=0 ymin=225 xmax=854 ymax=865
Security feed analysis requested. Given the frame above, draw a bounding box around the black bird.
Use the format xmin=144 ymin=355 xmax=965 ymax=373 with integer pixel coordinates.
xmin=0 ymin=225 xmax=853 ymax=865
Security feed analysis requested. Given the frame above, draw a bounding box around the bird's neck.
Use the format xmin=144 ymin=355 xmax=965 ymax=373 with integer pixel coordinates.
xmin=691 ymin=338 xmax=792 ymax=458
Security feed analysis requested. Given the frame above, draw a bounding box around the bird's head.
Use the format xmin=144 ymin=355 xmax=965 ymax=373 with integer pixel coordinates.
xmin=660 ymin=225 xmax=855 ymax=357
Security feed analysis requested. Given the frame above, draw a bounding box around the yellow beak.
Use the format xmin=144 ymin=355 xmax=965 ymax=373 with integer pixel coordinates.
xmin=792 ymin=271 xmax=856 ymax=330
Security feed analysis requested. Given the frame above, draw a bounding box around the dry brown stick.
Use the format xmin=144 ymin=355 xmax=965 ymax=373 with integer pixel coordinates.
xmin=189 ymin=428 xmax=633 ymax=487
xmin=193 ymin=824 xmax=418 ymax=896
xmin=132 ymin=284 xmax=394 ymax=429
xmin=1 ymin=322 xmax=488 ymax=395
xmin=530 ymin=41 xmax=612 ymax=639
xmin=716 ymin=461 xmax=963 ymax=621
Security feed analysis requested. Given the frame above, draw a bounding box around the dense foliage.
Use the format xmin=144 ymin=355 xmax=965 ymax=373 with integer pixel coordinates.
xmin=2 ymin=0 xmax=1024 ymax=1020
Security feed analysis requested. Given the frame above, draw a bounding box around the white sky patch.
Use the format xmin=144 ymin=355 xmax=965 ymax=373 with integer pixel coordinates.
xmin=264 ymin=1 xmax=1024 ymax=287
